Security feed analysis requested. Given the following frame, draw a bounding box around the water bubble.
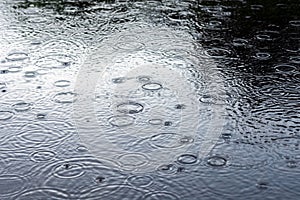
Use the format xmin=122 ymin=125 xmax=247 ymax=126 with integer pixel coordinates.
xmin=116 ymin=101 xmax=144 ymax=114
xmin=142 ymin=82 xmax=163 ymax=91
xmin=12 ymin=102 xmax=32 ymax=112
xmin=177 ymin=154 xmax=198 ymax=165
xmin=108 ymin=115 xmax=135 ymax=127
xmin=54 ymin=92 xmax=77 ymax=103
xmin=54 ymin=80 xmax=71 ymax=87
xmin=207 ymin=155 xmax=227 ymax=167
xmin=0 ymin=110 xmax=14 ymax=120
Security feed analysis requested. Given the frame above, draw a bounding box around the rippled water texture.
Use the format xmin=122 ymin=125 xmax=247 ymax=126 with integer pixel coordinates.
xmin=0 ymin=0 xmax=299 ymax=199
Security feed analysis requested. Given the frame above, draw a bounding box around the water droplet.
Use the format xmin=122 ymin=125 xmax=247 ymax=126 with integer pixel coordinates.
xmin=12 ymin=102 xmax=32 ymax=112
xmin=0 ymin=111 xmax=14 ymax=120
xmin=142 ymin=82 xmax=163 ymax=91
xmin=116 ymin=101 xmax=144 ymax=114
xmin=95 ymin=176 xmax=105 ymax=183
xmin=108 ymin=115 xmax=135 ymax=127
xmin=207 ymin=155 xmax=227 ymax=167
xmin=164 ymin=121 xmax=172 ymax=126
xmin=177 ymin=154 xmax=198 ymax=165
xmin=54 ymin=92 xmax=77 ymax=103
xmin=54 ymin=80 xmax=71 ymax=87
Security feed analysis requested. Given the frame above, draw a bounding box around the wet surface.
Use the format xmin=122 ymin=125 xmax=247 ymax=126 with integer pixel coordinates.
xmin=0 ymin=0 xmax=299 ymax=199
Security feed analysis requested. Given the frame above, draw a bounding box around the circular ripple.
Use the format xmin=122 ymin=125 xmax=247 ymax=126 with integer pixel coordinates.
xmin=143 ymin=191 xmax=180 ymax=200
xmin=36 ymin=55 xmax=74 ymax=69
xmin=24 ymin=71 xmax=37 ymax=78
xmin=30 ymin=150 xmax=56 ymax=162
xmin=115 ymin=42 xmax=145 ymax=51
xmin=6 ymin=52 xmax=28 ymax=62
xmin=116 ymin=102 xmax=144 ymax=114
xmin=275 ymin=64 xmax=296 ymax=73
xmin=126 ymin=175 xmax=153 ymax=188
xmin=142 ymin=82 xmax=163 ymax=91
xmin=54 ymin=80 xmax=71 ymax=87
xmin=0 ymin=82 xmax=6 ymax=90
xmin=290 ymin=56 xmax=300 ymax=64
xmin=15 ymin=188 xmax=70 ymax=200
xmin=205 ymin=48 xmax=233 ymax=58
xmin=206 ymin=155 xmax=228 ymax=167
xmin=54 ymin=92 xmax=77 ymax=103
xmin=117 ymin=153 xmax=149 ymax=169
xmin=108 ymin=115 xmax=135 ymax=127
xmin=12 ymin=102 xmax=32 ymax=112
xmin=254 ymin=52 xmax=271 ymax=60
xmin=150 ymin=133 xmax=184 ymax=149
xmin=0 ymin=175 xmax=26 ymax=197
xmin=289 ymin=20 xmax=300 ymax=27
xmin=177 ymin=154 xmax=198 ymax=165
xmin=81 ymin=184 xmax=145 ymax=200
xmin=0 ymin=110 xmax=14 ymax=120
xmin=52 ymin=163 xmax=85 ymax=179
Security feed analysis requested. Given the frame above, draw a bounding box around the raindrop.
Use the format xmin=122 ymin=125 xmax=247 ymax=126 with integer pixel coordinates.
xmin=254 ymin=52 xmax=271 ymax=60
xmin=142 ymin=82 xmax=162 ymax=91
xmin=177 ymin=154 xmax=198 ymax=165
xmin=0 ymin=111 xmax=14 ymax=120
xmin=12 ymin=102 xmax=32 ymax=112
xmin=233 ymin=38 xmax=249 ymax=47
xmin=54 ymin=92 xmax=77 ymax=103
xmin=116 ymin=101 xmax=144 ymax=114
xmin=54 ymin=80 xmax=71 ymax=87
xmin=108 ymin=115 xmax=135 ymax=127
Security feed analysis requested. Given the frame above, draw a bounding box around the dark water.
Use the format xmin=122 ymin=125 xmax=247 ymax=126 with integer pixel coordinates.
xmin=0 ymin=0 xmax=299 ymax=199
